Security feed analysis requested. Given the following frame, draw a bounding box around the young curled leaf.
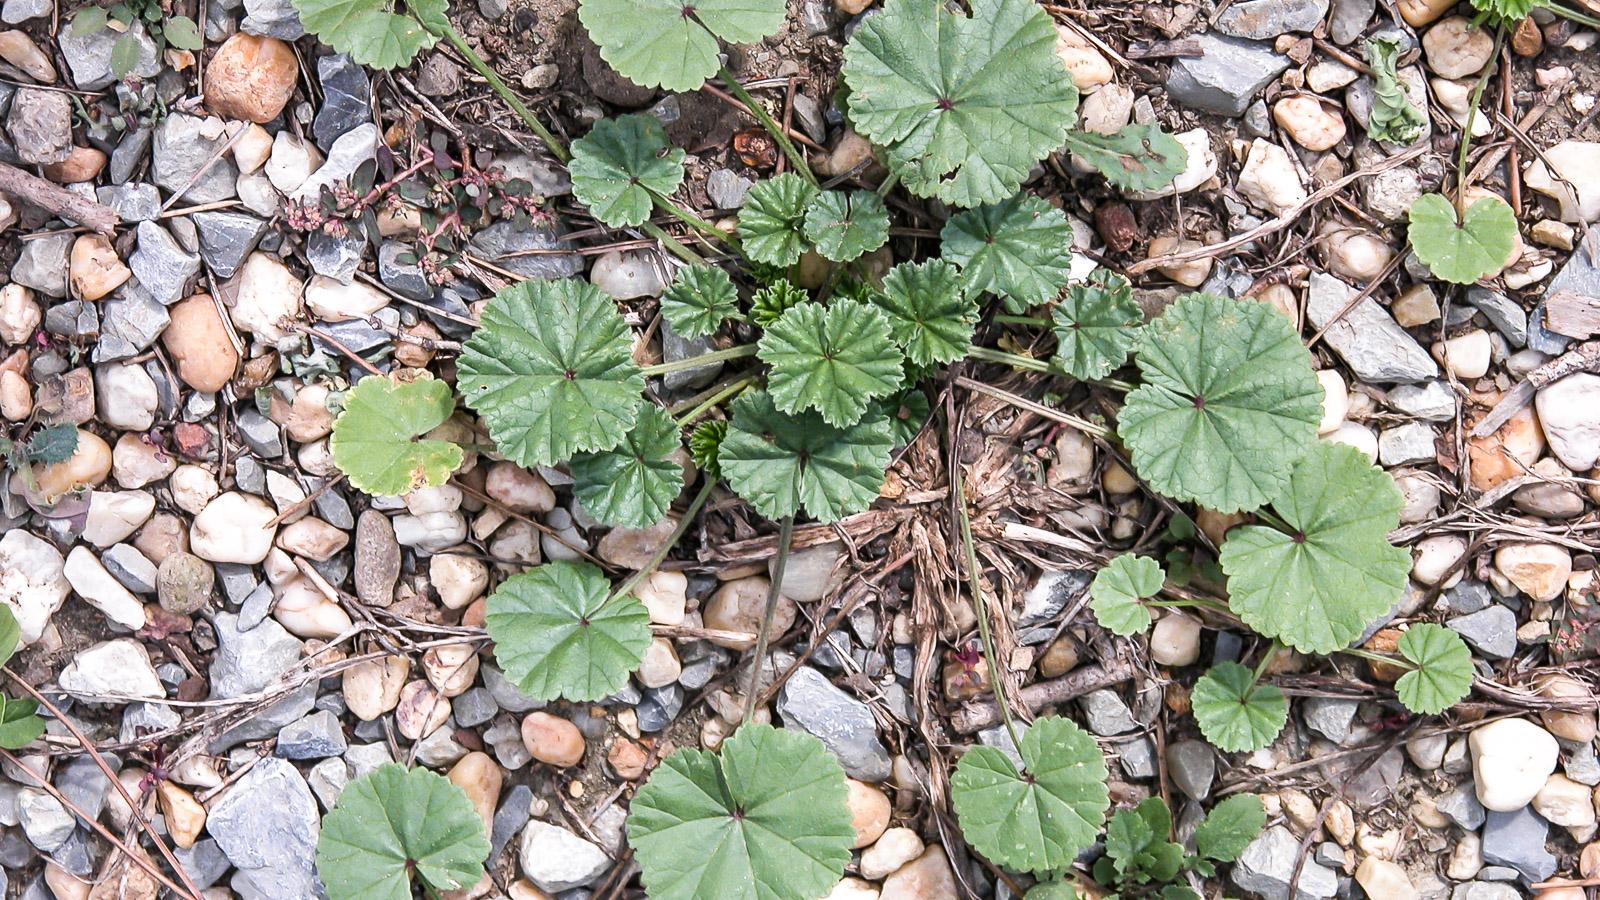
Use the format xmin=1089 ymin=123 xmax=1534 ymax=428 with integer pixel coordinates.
xmin=1364 ymin=38 xmax=1426 ymax=145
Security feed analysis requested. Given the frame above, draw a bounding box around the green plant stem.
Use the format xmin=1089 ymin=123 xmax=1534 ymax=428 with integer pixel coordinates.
xmin=435 ymin=24 xmax=570 ymax=163
xmin=1339 ymin=646 xmax=1418 ymax=672
xmin=640 ymin=220 xmax=707 ymax=265
xmin=718 ymin=67 xmax=817 ymax=188
xmin=640 ymin=344 xmax=759 ymax=377
xmin=955 ymin=463 xmax=1023 ymax=751
xmin=650 ymin=191 xmax=742 ymax=250
xmin=742 ymin=513 xmax=796 ymax=726
xmin=1250 ymin=639 xmax=1282 ymax=686
xmin=994 ymin=314 xmax=1049 ymax=326
xmin=608 ymin=479 xmax=716 ymax=602
xmin=1147 ymin=596 xmax=1231 ymax=614
xmin=967 ymin=345 xmax=1057 ymax=374
xmin=674 ymin=375 xmax=756 ymax=427
xmin=1550 ymin=2 xmax=1600 ymax=26
xmin=1454 ymin=25 xmax=1505 ymax=207
xmin=875 ymin=171 xmax=900 ymax=198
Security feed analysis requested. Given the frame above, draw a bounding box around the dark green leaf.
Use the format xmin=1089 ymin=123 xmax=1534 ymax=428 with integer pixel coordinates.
xmin=0 ymin=697 xmax=43 ymax=751
xmin=25 ymin=424 xmax=79 ymax=465
xmin=759 ymin=298 xmax=903 ymax=427
xmin=718 ymin=391 xmax=893 ymax=522
xmin=941 ymin=194 xmax=1073 ymax=309
xmin=571 ymin=405 xmax=686 ymax=528
xmin=570 ymin=115 xmax=687 ymax=228
xmin=164 ymin=15 xmax=202 ymax=49
xmin=1190 ymin=662 xmax=1287 ymax=753
xmin=661 ymin=265 xmax=740 ymax=339
xmin=802 ymin=190 xmax=889 ymax=263
xmin=870 ymin=260 xmax=977 ymax=366
xmin=1193 ymin=794 xmax=1266 ymax=863
xmin=1062 ymin=124 xmax=1188 ymax=192
xmin=1052 ymin=269 xmax=1142 ymax=380
xmin=485 ymin=561 xmax=652 ymax=701
xmin=738 ymin=173 xmax=819 ymax=267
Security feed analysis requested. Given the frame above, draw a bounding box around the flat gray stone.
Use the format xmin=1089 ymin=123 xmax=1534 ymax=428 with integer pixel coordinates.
xmin=152 ymin=114 xmax=238 ymax=205
xmin=312 ymin=54 xmax=371 ymax=150
xmin=1080 ymin=689 xmax=1139 ymax=736
xmin=1302 ymin=697 xmax=1360 ymax=744
xmin=1165 ymin=34 xmax=1289 ymax=116
xmin=12 ymin=231 xmax=72 ymax=298
xmin=777 ymin=666 xmax=892 ymax=782
xmin=1215 ymin=0 xmax=1329 ymax=39
xmin=1387 ymin=380 xmax=1456 ymax=422
xmin=1437 ymin=782 xmax=1486 ymax=830
xmin=518 ymin=821 xmax=610 ymax=892
xmin=1329 ymin=0 xmax=1374 ymax=43
xmin=192 ymin=210 xmax=268 ymax=279
xmin=7 ymin=88 xmax=72 ymax=165
xmin=242 ymin=0 xmax=304 ymax=38
xmin=1447 ymin=605 xmax=1516 ymax=659
xmin=1378 ymin=422 xmax=1436 ymax=466
xmin=1233 ymin=825 xmax=1338 ymax=900
xmin=276 ymin=709 xmax=348 ymax=759
xmin=1466 ymin=287 xmax=1528 ymax=347
xmin=1307 ymin=272 xmax=1438 ymax=383
xmin=57 ymin=22 xmax=160 ymax=90
xmin=207 ymin=758 xmax=320 ymax=900
xmin=129 ymin=221 xmax=201 ymax=303
xmin=94 ymin=285 xmax=169 ymax=363
xmin=1481 ymin=807 xmax=1557 ymax=882
xmin=1167 ymin=739 xmax=1215 ymax=801
xmin=466 ymin=219 xmax=584 ymax=281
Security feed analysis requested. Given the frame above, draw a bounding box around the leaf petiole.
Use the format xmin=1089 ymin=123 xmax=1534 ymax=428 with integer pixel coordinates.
xmin=639 ymin=344 xmax=760 ymax=377
xmin=608 ymin=478 xmax=717 ymax=602
xmin=430 ymin=20 xmax=570 ymax=163
xmin=743 ymin=512 xmax=796 ymax=725
xmin=1250 ymin=639 xmax=1282 ymax=686
xmin=716 ymin=67 xmax=818 ymax=188
xmin=673 ymin=375 xmax=756 ymax=427
xmin=955 ymin=462 xmax=1023 ymax=751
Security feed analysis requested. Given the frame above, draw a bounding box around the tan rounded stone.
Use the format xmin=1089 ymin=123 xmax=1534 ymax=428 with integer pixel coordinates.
xmin=521 ymin=711 xmax=585 ymax=767
xmin=203 ymin=33 xmax=299 ymax=124
xmin=163 ymin=294 xmax=239 ymax=393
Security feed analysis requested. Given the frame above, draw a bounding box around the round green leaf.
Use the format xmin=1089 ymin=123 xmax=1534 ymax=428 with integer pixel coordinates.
xmin=571 ymin=405 xmax=687 ymax=529
xmin=578 ymin=0 xmax=787 ymax=91
xmin=1193 ymin=793 xmax=1266 ymax=863
xmin=1027 ymin=884 xmax=1080 ymax=900
xmin=1395 ymin=623 xmax=1473 ymax=715
xmin=291 ymin=0 xmax=438 ymax=69
xmin=570 ymin=115 xmax=687 ymax=228
xmin=458 ymin=279 xmax=645 ymax=468
xmin=843 ymin=0 xmax=1079 ymax=207
xmin=1052 ymin=269 xmax=1142 ymax=380
xmin=870 ymin=260 xmax=976 ymax=367
xmin=759 ymin=298 xmax=904 ymax=428
xmin=330 ymin=375 xmax=464 ymax=497
xmin=1119 ymin=292 xmax=1323 ymax=514
xmin=738 ymin=174 xmax=820 ymax=267
xmin=802 ymin=190 xmax=889 ymax=263
xmin=1219 ymin=442 xmax=1411 ymax=654
xmin=627 ymin=723 xmax=855 ymax=900
xmin=1061 ymin=124 xmax=1189 ymax=193
xmin=718 ymin=390 xmax=893 ymax=523
xmin=941 ymin=195 xmax=1073 ymax=309
xmin=315 ymin=764 xmax=490 ymax=900
xmin=1190 ymin=661 xmax=1287 ymax=753
xmin=163 ymin=14 xmax=203 ymax=50
xmin=661 ymin=265 xmax=740 ymax=339
xmin=1089 ymin=553 xmax=1164 ymax=637
xmin=1408 ymin=193 xmax=1517 ymax=285
xmin=951 ymin=716 xmax=1110 ymax=874
xmin=485 ymin=561 xmax=652 ymax=701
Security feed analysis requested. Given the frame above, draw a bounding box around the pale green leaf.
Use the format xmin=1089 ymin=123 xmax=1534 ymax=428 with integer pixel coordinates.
xmin=627 ymin=723 xmax=855 ymax=900
xmin=802 ymin=190 xmax=889 ymax=263
xmin=163 ymin=15 xmax=203 ymax=49
xmin=1052 ymin=269 xmax=1142 ymax=380
xmin=1118 ymin=292 xmax=1323 ymax=514
xmin=1219 ymin=442 xmax=1411 ymax=654
xmin=759 ymin=299 xmax=903 ymax=427
xmin=1365 ymin=38 xmax=1426 ymax=145
xmin=485 ymin=561 xmax=652 ymax=701
xmin=71 ymin=6 xmax=108 ymax=34
xmin=661 ymin=265 xmax=740 ymax=339
xmin=315 ymin=764 xmax=490 ymax=900
xmin=1395 ymin=623 xmax=1473 ymax=715
xmin=330 ymin=375 xmax=464 ymax=496
xmin=1408 ymin=193 xmax=1517 ymax=285
xmin=1193 ymin=794 xmax=1266 ymax=862
xmin=578 ymin=0 xmax=787 ymax=91
xmin=738 ymin=174 xmax=819 ymax=267
xmin=110 ymin=32 xmax=142 ymax=77
xmin=292 ymin=0 xmax=437 ymax=69
xmin=950 ymin=716 xmax=1110 ymax=874
xmin=570 ymin=115 xmax=687 ymax=228
xmin=1061 ymin=124 xmax=1188 ymax=192
xmin=0 ymin=606 xmax=18 ymax=667
xmin=571 ymin=405 xmax=686 ymax=528
xmin=0 ymin=696 xmax=44 ymax=750
xmin=870 ymin=260 xmax=977 ymax=366
xmin=1104 ymin=806 xmax=1155 ymax=869
xmin=458 ymin=279 xmax=644 ymax=467
xmin=842 ymin=0 xmax=1079 ymax=207
xmin=1190 ymin=661 xmax=1287 ymax=753
xmin=1089 ymin=553 xmax=1164 ymax=637
xmin=718 ymin=391 xmax=893 ymax=523
xmin=1027 ymin=884 xmax=1080 ymax=900
xmin=941 ymin=194 xmax=1073 ymax=309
